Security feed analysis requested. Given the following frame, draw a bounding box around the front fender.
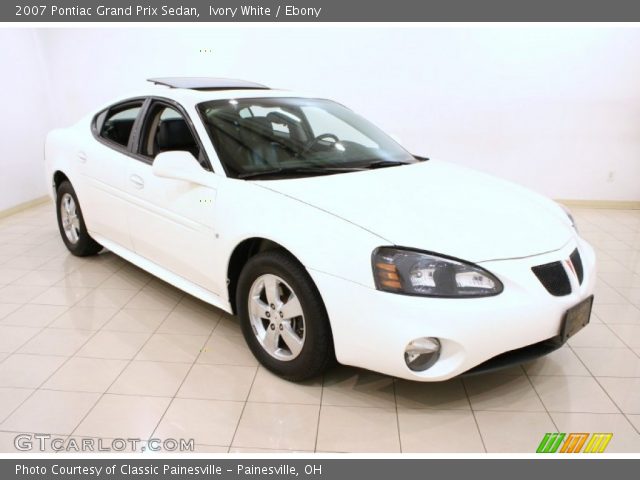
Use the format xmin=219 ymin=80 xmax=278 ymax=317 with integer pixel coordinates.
xmin=213 ymin=179 xmax=385 ymax=304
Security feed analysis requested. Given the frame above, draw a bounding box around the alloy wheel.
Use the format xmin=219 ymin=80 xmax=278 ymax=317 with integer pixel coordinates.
xmin=247 ymin=273 xmax=306 ymax=361
xmin=60 ymin=193 xmax=80 ymax=244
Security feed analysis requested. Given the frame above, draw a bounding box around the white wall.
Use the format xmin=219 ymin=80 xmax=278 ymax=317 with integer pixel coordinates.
xmin=2 ymin=26 xmax=639 ymax=210
xmin=0 ymin=29 xmax=53 ymax=211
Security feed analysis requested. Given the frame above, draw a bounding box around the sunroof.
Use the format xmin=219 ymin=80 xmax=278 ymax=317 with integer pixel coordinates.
xmin=147 ymin=77 xmax=269 ymax=91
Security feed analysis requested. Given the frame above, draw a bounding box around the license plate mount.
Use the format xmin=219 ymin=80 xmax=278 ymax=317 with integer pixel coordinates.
xmin=560 ymin=295 xmax=593 ymax=343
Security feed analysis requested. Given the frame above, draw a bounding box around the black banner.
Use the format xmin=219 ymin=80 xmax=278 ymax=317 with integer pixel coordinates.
xmin=4 ymin=0 xmax=640 ymax=22
xmin=4 ymin=459 xmax=640 ymax=480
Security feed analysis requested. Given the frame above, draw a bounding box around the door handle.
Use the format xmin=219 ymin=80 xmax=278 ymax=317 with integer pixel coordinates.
xmin=129 ymin=174 xmax=144 ymax=189
xmin=77 ymin=151 xmax=87 ymax=163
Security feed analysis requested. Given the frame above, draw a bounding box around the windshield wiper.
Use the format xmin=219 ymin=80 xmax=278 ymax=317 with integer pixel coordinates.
xmin=238 ymin=166 xmax=365 ymax=180
xmin=359 ymin=160 xmax=412 ymax=169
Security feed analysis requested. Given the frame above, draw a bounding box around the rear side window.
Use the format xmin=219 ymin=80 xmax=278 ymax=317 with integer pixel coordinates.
xmin=99 ymin=102 xmax=143 ymax=148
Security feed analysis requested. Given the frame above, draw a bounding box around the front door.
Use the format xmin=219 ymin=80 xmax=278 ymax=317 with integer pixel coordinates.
xmin=124 ymin=100 xmax=221 ymax=294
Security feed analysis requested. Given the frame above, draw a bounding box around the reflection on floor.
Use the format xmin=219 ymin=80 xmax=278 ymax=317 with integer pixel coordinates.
xmin=0 ymin=202 xmax=639 ymax=453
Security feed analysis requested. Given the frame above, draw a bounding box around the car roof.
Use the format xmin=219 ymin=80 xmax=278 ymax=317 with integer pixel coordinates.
xmin=102 ymin=78 xmax=318 ymax=112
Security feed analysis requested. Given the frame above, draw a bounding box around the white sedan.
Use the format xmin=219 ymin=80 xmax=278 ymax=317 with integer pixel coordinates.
xmin=45 ymin=77 xmax=596 ymax=381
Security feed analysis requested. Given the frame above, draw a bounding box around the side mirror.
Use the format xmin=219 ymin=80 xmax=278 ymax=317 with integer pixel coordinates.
xmin=152 ymin=151 xmax=211 ymax=187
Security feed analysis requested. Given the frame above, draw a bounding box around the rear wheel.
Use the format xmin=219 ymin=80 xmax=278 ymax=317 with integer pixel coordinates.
xmin=55 ymin=180 xmax=102 ymax=257
xmin=237 ymin=250 xmax=334 ymax=381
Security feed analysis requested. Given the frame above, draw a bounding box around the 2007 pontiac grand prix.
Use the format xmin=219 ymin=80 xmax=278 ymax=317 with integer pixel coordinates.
xmin=45 ymin=77 xmax=595 ymax=381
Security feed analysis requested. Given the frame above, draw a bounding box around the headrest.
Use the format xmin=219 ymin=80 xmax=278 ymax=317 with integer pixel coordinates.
xmin=240 ymin=117 xmax=273 ymax=137
xmin=157 ymin=118 xmax=194 ymax=151
xmin=266 ymin=111 xmax=298 ymax=126
xmin=213 ymin=110 xmax=242 ymax=127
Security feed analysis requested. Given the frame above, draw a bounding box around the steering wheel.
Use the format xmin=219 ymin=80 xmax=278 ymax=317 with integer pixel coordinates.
xmin=302 ymin=133 xmax=340 ymax=154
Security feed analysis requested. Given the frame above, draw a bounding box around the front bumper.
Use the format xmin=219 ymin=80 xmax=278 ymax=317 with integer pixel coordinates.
xmin=309 ymin=237 xmax=596 ymax=381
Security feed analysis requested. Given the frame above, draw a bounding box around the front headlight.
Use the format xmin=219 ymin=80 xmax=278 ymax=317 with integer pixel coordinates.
xmin=558 ymin=203 xmax=578 ymax=232
xmin=372 ymin=247 xmax=503 ymax=298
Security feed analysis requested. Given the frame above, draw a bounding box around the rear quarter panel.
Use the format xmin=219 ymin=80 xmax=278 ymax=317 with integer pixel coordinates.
xmin=45 ymin=115 xmax=93 ymax=197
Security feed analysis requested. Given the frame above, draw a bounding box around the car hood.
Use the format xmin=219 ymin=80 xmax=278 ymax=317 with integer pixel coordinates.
xmin=257 ymin=160 xmax=573 ymax=263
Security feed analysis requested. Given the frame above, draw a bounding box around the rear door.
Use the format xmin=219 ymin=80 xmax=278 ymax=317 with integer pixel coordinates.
xmin=80 ymin=99 xmax=146 ymax=249
xmin=124 ymin=98 xmax=222 ymax=294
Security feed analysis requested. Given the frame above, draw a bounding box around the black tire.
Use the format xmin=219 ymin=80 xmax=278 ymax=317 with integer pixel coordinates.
xmin=55 ymin=180 xmax=102 ymax=257
xmin=236 ymin=250 xmax=335 ymax=381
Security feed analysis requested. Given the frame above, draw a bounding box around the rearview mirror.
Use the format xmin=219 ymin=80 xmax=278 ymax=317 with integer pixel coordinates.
xmin=152 ymin=151 xmax=213 ymax=187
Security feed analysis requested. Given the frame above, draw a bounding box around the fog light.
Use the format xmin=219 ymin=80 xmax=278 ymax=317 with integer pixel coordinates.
xmin=404 ymin=337 xmax=441 ymax=371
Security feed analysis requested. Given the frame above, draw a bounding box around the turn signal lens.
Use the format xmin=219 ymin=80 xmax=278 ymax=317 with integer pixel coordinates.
xmin=374 ymin=262 xmax=402 ymax=291
xmin=375 ymin=262 xmax=397 ymax=272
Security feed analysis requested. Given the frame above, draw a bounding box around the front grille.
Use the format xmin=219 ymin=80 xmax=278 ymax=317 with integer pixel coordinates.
xmin=532 ymin=261 xmax=571 ymax=296
xmin=570 ymin=248 xmax=584 ymax=284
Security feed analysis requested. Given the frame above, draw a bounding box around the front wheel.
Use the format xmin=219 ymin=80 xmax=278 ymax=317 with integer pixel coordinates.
xmin=236 ymin=250 xmax=334 ymax=381
xmin=55 ymin=180 xmax=102 ymax=257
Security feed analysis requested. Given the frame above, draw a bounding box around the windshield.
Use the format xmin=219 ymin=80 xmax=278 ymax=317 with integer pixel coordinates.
xmin=197 ymin=97 xmax=419 ymax=179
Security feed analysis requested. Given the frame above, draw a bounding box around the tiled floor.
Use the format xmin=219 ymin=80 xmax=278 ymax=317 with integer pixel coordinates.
xmin=0 ymin=202 xmax=639 ymax=453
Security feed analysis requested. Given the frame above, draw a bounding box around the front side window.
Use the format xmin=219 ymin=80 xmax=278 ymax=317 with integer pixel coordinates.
xmin=197 ymin=97 xmax=418 ymax=179
xmin=139 ymin=103 xmax=201 ymax=162
xmin=99 ymin=102 xmax=143 ymax=148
